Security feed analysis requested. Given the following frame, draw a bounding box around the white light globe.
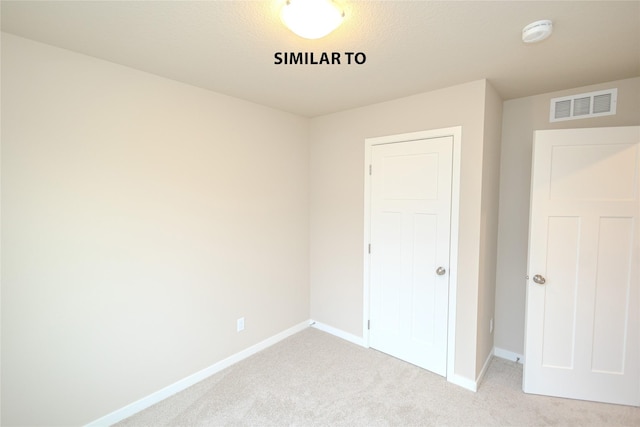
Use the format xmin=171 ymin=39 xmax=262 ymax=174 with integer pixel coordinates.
xmin=281 ymin=0 xmax=344 ymax=39
xmin=522 ymin=20 xmax=553 ymax=43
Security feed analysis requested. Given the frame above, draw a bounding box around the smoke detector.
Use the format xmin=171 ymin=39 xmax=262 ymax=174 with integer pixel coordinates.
xmin=522 ymin=20 xmax=553 ymax=43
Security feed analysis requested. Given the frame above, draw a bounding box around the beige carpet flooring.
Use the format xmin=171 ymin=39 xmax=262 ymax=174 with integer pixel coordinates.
xmin=117 ymin=328 xmax=640 ymax=426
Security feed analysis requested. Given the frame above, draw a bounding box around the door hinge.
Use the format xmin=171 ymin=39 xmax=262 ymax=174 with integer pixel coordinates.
xmin=368 ymin=243 xmax=371 ymax=254
xmin=368 ymin=320 xmax=370 ymax=330
xmin=369 ymin=164 xmax=372 ymax=175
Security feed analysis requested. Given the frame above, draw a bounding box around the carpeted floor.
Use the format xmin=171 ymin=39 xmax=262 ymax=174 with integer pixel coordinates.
xmin=117 ymin=327 xmax=640 ymax=426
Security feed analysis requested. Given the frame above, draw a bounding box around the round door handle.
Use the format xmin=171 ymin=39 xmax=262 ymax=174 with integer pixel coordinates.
xmin=436 ymin=267 xmax=446 ymax=276
xmin=533 ymin=274 xmax=546 ymax=285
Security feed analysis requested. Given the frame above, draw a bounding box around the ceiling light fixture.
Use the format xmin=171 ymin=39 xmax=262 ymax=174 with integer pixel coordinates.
xmin=522 ymin=20 xmax=553 ymax=43
xmin=280 ymin=0 xmax=345 ymax=40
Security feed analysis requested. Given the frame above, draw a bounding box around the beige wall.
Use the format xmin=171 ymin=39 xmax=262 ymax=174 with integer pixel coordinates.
xmin=10 ymin=27 xmax=636 ymax=427
xmin=475 ymin=82 xmax=503 ymax=375
xmin=309 ymin=79 xmax=499 ymax=381
xmin=1 ymin=34 xmax=310 ymax=426
xmin=494 ymin=76 xmax=640 ymax=356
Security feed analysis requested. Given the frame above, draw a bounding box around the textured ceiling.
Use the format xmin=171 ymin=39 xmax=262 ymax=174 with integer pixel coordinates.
xmin=2 ymin=1 xmax=639 ymax=117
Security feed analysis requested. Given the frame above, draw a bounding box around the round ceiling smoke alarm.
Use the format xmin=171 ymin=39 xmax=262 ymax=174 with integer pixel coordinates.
xmin=522 ymin=20 xmax=553 ymax=43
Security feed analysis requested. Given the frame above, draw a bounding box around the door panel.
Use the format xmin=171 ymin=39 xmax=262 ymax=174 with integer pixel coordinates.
xmin=591 ymin=217 xmax=633 ymax=374
xmin=542 ymin=216 xmax=580 ymax=369
xmin=369 ymin=136 xmax=453 ymax=376
xmin=524 ymin=126 xmax=640 ymax=406
xmin=412 ymin=213 xmax=438 ymax=345
xmin=549 ymin=143 xmax=637 ymax=201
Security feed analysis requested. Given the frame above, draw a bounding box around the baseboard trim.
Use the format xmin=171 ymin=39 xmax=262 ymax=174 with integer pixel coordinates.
xmin=447 ymin=373 xmax=477 ymax=392
xmin=493 ymin=347 xmax=524 ymax=364
xmin=446 ymin=348 xmax=494 ymax=393
xmin=85 ymin=320 xmax=310 ymax=427
xmin=310 ymin=320 xmax=366 ymax=347
xmin=475 ymin=349 xmax=493 ymax=389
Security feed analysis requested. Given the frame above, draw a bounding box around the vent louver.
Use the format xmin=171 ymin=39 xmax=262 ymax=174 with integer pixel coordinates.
xmin=593 ymin=93 xmax=612 ymax=114
xmin=550 ymin=89 xmax=617 ymax=122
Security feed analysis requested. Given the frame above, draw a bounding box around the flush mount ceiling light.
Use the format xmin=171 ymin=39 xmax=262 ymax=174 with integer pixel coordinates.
xmin=280 ymin=0 xmax=345 ymax=39
xmin=522 ymin=20 xmax=553 ymax=43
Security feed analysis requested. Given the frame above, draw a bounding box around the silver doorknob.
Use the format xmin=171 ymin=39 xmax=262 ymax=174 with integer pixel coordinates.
xmin=532 ymin=274 xmax=546 ymax=285
xmin=436 ymin=267 xmax=446 ymax=276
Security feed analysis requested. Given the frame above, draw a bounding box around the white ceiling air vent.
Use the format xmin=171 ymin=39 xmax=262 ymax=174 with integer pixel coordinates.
xmin=550 ymin=88 xmax=617 ymax=122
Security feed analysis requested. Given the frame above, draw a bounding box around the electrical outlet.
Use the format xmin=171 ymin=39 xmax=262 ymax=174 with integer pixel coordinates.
xmin=237 ymin=317 xmax=245 ymax=332
xmin=490 ymin=318 xmax=494 ymax=334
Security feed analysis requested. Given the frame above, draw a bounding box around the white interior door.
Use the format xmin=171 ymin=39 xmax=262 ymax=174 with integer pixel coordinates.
xmin=524 ymin=126 xmax=640 ymax=406
xmin=369 ymin=136 xmax=453 ymax=376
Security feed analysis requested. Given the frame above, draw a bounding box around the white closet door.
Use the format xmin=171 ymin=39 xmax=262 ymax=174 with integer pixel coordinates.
xmin=524 ymin=126 xmax=640 ymax=406
xmin=369 ymin=136 xmax=453 ymax=376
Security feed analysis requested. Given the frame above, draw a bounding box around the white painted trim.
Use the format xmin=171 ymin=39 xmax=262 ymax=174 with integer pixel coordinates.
xmin=310 ymin=320 xmax=366 ymax=347
xmin=447 ymin=373 xmax=478 ymax=392
xmin=446 ymin=127 xmax=462 ymax=384
xmin=494 ymin=347 xmax=524 ymax=364
xmin=445 ymin=350 xmax=493 ymax=393
xmin=363 ymin=137 xmax=373 ymax=346
xmin=475 ymin=350 xmax=494 ymax=389
xmin=363 ymin=126 xmax=462 ymax=385
xmin=85 ymin=320 xmax=310 ymax=427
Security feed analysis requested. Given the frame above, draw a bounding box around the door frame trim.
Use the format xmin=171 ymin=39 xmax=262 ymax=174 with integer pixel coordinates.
xmin=363 ymin=126 xmax=462 ymax=382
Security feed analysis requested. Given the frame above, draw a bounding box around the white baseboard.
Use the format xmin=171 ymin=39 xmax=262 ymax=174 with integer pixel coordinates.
xmin=447 ymin=373 xmax=477 ymax=392
xmin=493 ymin=347 xmax=524 ymax=364
xmin=475 ymin=348 xmax=493 ymax=389
xmin=447 ymin=348 xmax=493 ymax=393
xmin=85 ymin=320 xmax=310 ymax=427
xmin=310 ymin=320 xmax=366 ymax=347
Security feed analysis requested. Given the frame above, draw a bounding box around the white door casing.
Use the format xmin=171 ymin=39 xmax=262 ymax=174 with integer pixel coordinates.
xmin=524 ymin=126 xmax=640 ymax=406
xmin=364 ymin=127 xmax=461 ymax=380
